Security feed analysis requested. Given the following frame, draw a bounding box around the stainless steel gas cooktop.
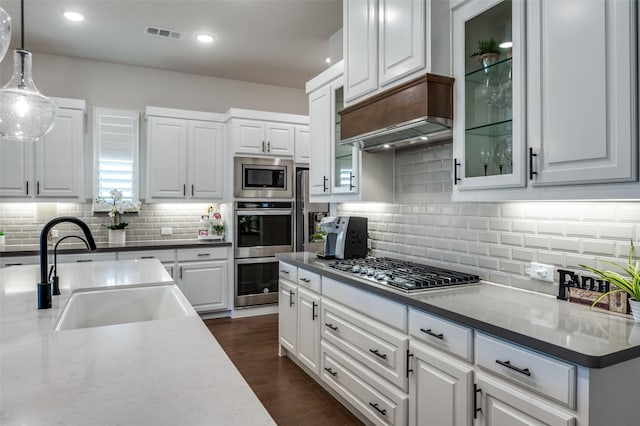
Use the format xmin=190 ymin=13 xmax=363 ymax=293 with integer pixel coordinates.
xmin=328 ymin=257 xmax=480 ymax=292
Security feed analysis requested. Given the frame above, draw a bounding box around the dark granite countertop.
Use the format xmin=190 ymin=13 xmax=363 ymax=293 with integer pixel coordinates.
xmin=0 ymin=239 xmax=232 ymax=257
xmin=276 ymin=252 xmax=640 ymax=369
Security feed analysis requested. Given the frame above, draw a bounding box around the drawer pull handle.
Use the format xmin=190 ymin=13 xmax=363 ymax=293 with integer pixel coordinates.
xmin=496 ymin=360 xmax=531 ymax=377
xmin=369 ymin=402 xmax=387 ymax=416
xmin=406 ymin=350 xmax=414 ymax=378
xmin=197 ymin=253 xmax=211 ymax=257
xmin=76 ymin=259 xmax=93 ymax=263
xmin=141 ymin=256 xmax=155 ymax=259
xmin=324 ymin=367 xmax=337 ymax=377
xmin=300 ymin=277 xmax=311 ymax=283
xmin=280 ymin=270 xmax=289 ymax=274
xmin=324 ymin=323 xmax=338 ymax=331
xmin=289 ymin=290 xmax=295 ymax=307
xmin=420 ymin=328 xmax=444 ymax=340
xmin=312 ymin=301 xmax=318 ymax=320
xmin=369 ymin=349 xmax=387 ymax=360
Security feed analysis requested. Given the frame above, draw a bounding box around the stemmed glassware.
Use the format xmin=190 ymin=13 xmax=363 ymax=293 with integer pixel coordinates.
xmin=479 ymin=144 xmax=494 ymax=176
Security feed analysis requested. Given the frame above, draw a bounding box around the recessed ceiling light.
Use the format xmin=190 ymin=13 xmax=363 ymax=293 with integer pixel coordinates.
xmin=420 ymin=136 xmax=429 ymax=141
xmin=499 ymin=41 xmax=513 ymax=49
xmin=63 ymin=11 xmax=84 ymax=22
xmin=325 ymin=57 xmax=331 ymax=64
xmin=196 ymin=33 xmax=215 ymax=44
xmin=383 ymin=144 xmax=391 ymax=149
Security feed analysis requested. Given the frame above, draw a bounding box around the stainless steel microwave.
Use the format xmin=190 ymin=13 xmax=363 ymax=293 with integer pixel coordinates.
xmin=234 ymin=157 xmax=293 ymax=199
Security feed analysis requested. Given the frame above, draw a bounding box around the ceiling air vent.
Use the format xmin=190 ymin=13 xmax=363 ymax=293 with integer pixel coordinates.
xmin=145 ymin=26 xmax=183 ymax=40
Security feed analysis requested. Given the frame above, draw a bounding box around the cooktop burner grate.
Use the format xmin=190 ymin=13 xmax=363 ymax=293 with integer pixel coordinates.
xmin=328 ymin=257 xmax=480 ymax=292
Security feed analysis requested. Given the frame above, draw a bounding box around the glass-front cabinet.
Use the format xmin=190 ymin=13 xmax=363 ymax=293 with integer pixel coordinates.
xmin=452 ymin=0 xmax=525 ymax=190
xmin=332 ymin=86 xmax=358 ymax=195
xmin=308 ymin=61 xmax=358 ymax=198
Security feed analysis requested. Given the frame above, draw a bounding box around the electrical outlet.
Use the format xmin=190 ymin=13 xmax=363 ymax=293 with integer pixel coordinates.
xmin=161 ymin=227 xmax=172 ymax=235
xmin=526 ymin=262 xmax=555 ymax=282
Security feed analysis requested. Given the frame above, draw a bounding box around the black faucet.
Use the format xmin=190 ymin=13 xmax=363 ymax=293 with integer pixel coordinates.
xmin=38 ymin=217 xmax=97 ymax=309
xmin=50 ymin=235 xmax=90 ymax=296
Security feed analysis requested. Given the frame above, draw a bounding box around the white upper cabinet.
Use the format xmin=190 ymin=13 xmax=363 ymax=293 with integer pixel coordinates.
xmin=225 ymin=109 xmax=308 ymax=158
xmin=344 ymin=0 xmax=378 ymax=102
xmin=0 ymin=98 xmax=85 ymax=201
xmin=294 ymin=125 xmax=310 ymax=164
xmin=452 ymin=0 xmax=638 ymax=201
xmin=306 ymin=61 xmax=394 ymax=203
xmin=378 ymin=0 xmax=426 ymax=86
xmin=188 ymin=121 xmax=224 ymax=199
xmin=527 ymin=0 xmax=637 ymax=186
xmin=344 ymin=0 xmax=446 ymax=105
xmin=145 ymin=107 xmax=225 ymax=202
xmin=308 ymin=81 xmax=333 ymax=195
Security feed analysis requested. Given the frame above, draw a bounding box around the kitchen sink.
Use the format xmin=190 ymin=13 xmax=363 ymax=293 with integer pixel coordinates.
xmin=54 ymin=284 xmax=196 ymax=331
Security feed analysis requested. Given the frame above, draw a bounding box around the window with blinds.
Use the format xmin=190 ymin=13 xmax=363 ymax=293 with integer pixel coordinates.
xmin=93 ymin=108 xmax=140 ymax=209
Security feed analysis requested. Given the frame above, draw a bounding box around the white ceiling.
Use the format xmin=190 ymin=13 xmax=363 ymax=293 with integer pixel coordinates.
xmin=1 ymin=0 xmax=343 ymax=88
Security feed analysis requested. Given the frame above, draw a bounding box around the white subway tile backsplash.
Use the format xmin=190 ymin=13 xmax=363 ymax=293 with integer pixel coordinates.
xmin=599 ymin=223 xmax=635 ymax=240
xmin=500 ymin=233 xmax=524 ymax=247
xmin=511 ymin=220 xmax=536 ymax=233
xmin=565 ymin=222 xmax=598 ymax=238
xmin=524 ymin=234 xmax=549 ymax=249
xmin=536 ymin=221 xmax=564 ymax=235
xmin=500 ymin=260 xmax=523 ymax=275
xmin=537 ymin=251 xmax=564 ymax=265
xmin=478 ymin=257 xmax=499 ymax=271
xmin=490 ymin=219 xmax=511 ymax=231
xmin=581 ymin=239 xmax=616 ymax=257
xmin=500 ymin=204 xmax=524 ymax=218
xmin=550 ymin=237 xmax=581 ymax=253
xmin=511 ymin=248 xmax=536 ymax=262
xmin=478 ymin=231 xmax=500 ymax=244
xmin=489 ymin=245 xmax=510 ymax=259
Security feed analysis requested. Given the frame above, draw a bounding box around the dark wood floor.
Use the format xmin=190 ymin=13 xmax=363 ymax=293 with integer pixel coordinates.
xmin=204 ymin=314 xmax=363 ymax=426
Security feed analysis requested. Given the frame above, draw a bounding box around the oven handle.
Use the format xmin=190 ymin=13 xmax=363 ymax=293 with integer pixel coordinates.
xmin=235 ymin=210 xmax=293 ymax=216
xmin=235 ymin=257 xmax=281 ymax=265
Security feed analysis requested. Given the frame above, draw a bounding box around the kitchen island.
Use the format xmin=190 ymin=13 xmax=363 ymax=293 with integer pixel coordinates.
xmin=0 ymin=259 xmax=274 ymax=425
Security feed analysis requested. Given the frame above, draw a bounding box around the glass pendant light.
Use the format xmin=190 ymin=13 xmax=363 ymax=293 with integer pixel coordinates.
xmin=0 ymin=0 xmax=57 ymax=142
xmin=0 ymin=6 xmax=11 ymax=62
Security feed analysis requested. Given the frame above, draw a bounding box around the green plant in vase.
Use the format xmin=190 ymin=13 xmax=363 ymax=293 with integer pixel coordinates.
xmin=470 ymin=38 xmax=501 ymax=59
xmin=579 ymin=240 xmax=640 ymax=322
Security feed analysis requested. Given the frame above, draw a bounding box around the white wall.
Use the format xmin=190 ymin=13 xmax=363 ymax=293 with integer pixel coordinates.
xmin=1 ymin=52 xmax=308 ymax=114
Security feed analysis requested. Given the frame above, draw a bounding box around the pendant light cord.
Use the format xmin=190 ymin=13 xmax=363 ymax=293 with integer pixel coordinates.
xmin=20 ymin=0 xmax=24 ymax=49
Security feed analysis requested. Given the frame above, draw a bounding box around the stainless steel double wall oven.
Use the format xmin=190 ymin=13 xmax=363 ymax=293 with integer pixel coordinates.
xmin=233 ymin=157 xmax=294 ymax=307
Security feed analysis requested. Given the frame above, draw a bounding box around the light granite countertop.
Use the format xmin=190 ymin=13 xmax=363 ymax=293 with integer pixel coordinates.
xmin=277 ymin=252 xmax=640 ymax=369
xmin=0 ymin=259 xmax=274 ymax=425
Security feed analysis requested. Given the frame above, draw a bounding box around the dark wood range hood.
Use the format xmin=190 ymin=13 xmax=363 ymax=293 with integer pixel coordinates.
xmin=339 ymin=73 xmax=454 ymax=151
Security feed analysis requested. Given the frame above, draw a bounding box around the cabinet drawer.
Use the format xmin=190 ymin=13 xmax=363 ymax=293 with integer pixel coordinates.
xmin=118 ymin=250 xmax=175 ymax=263
xmin=279 ymin=262 xmax=297 ymax=282
xmin=323 ymin=277 xmax=407 ymax=332
xmin=177 ymin=247 xmax=227 ymax=262
xmin=321 ymin=341 xmax=408 ymax=426
xmin=408 ymin=308 xmax=473 ymax=362
xmin=322 ymin=299 xmax=408 ymax=391
xmin=297 ymin=267 xmax=321 ymax=293
xmin=475 ymin=333 xmax=576 ymax=408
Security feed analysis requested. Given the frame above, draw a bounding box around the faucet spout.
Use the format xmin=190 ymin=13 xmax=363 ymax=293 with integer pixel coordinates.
xmin=38 ymin=216 xmax=97 ymax=309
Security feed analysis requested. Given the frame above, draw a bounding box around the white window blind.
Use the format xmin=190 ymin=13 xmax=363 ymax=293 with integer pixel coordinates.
xmin=93 ymin=108 xmax=140 ymax=209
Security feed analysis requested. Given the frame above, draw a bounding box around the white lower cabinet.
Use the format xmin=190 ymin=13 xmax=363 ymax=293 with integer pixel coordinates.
xmin=321 ymin=340 xmax=409 ymax=426
xmin=475 ymin=371 xmax=576 ymax=426
xmin=177 ymin=260 xmax=227 ymax=312
xmin=408 ymin=340 xmax=474 ymax=426
xmin=297 ymin=287 xmax=321 ymax=375
xmin=278 ymin=277 xmax=298 ymax=354
xmin=278 ymin=267 xmax=640 ymax=425
xmin=176 ymin=247 xmax=229 ymax=313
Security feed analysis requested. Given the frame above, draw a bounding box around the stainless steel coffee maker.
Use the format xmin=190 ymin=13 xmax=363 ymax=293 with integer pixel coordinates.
xmin=317 ymin=216 xmax=368 ymax=260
